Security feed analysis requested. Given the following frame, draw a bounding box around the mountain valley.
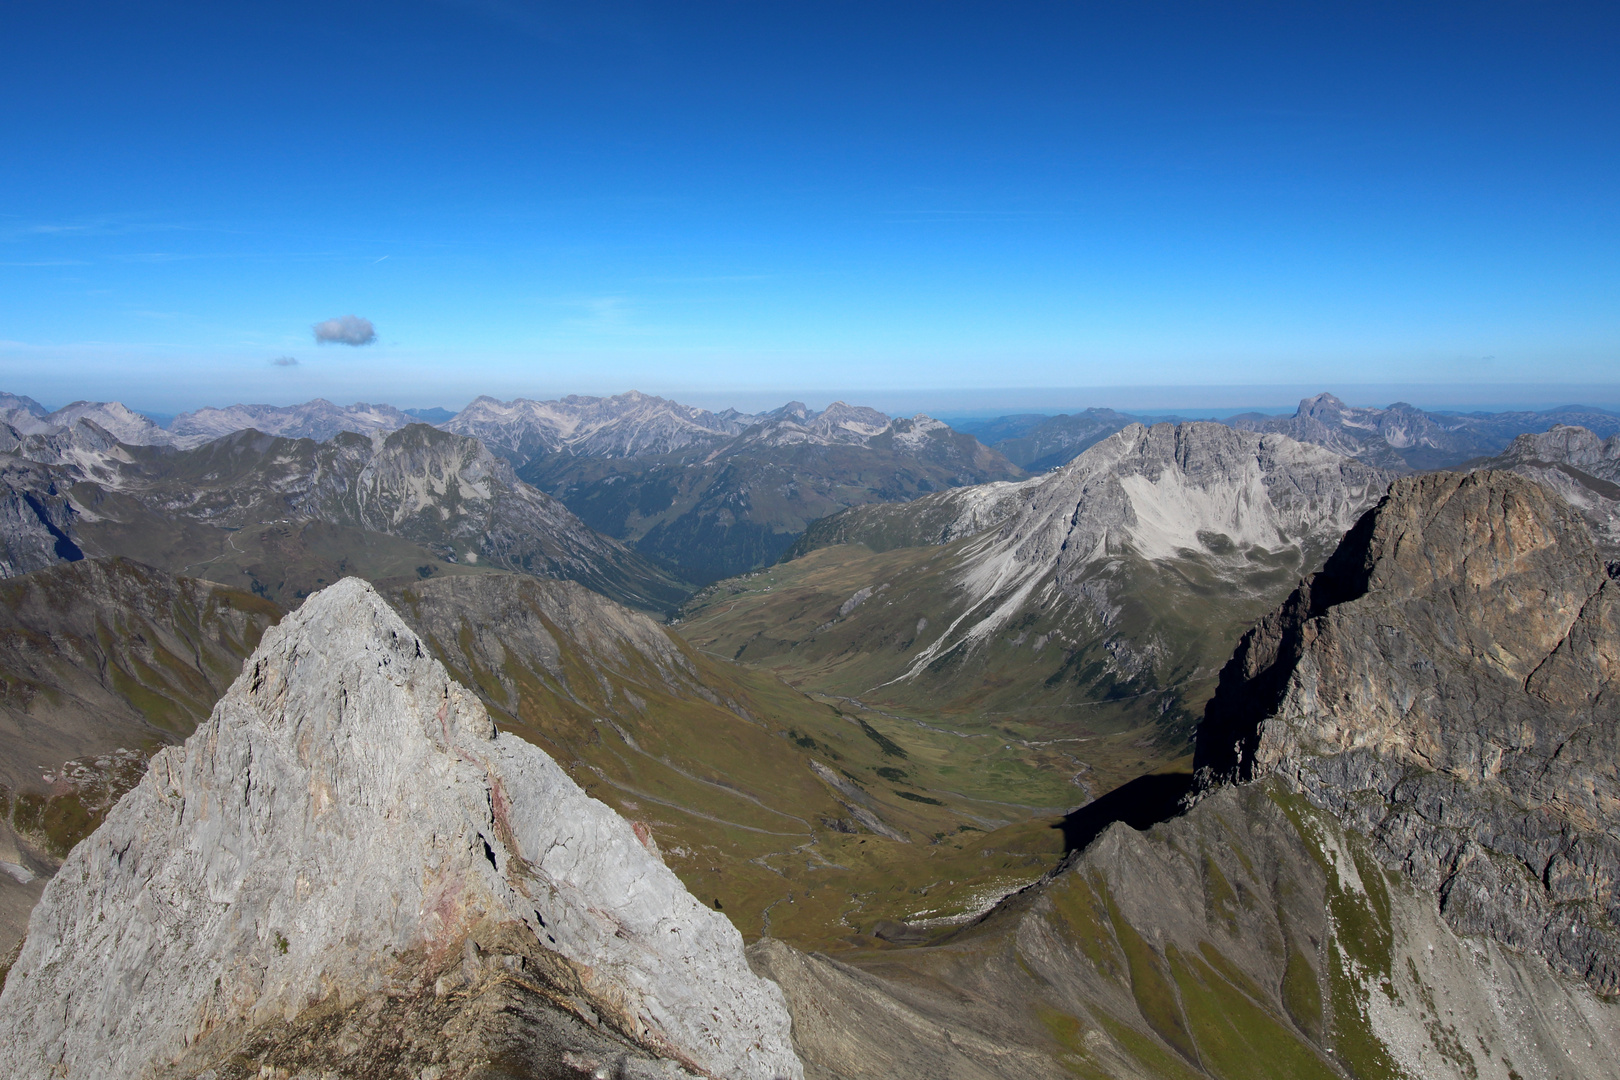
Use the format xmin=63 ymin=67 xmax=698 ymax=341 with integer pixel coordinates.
xmin=0 ymin=387 xmax=1618 ymax=1078
xmin=679 ymin=423 xmax=1388 ymax=770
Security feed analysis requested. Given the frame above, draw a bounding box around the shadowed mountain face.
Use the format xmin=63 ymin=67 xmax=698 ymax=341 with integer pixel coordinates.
xmin=744 ymin=467 xmax=1620 ymax=1080
xmin=524 ymin=412 xmax=1023 ymax=584
xmin=0 ymin=420 xmax=690 ymax=613
xmin=680 ymin=422 xmax=1387 ymax=747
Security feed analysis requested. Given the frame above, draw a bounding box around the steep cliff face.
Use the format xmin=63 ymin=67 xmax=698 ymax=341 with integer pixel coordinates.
xmin=1196 ymin=470 xmax=1620 ymax=993
xmin=0 ymin=456 xmax=84 ymax=578
xmin=728 ymin=467 xmax=1620 ymax=1080
xmin=0 ymin=558 xmax=279 ymax=971
xmin=0 ymin=578 xmax=800 ymax=1080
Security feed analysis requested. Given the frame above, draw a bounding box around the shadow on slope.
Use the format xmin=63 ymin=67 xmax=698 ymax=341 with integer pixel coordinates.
xmin=1053 ymin=770 xmax=1193 ymax=854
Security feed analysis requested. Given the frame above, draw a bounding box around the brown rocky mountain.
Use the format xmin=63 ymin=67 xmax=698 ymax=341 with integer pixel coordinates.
xmin=1197 ymin=469 xmax=1620 ymax=994
xmin=739 ymin=469 xmax=1620 ymax=1079
xmin=1466 ymin=424 xmax=1620 ymax=552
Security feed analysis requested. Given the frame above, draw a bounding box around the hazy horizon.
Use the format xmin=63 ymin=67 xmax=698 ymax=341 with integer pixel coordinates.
xmin=10 ymin=382 xmax=1620 ymax=427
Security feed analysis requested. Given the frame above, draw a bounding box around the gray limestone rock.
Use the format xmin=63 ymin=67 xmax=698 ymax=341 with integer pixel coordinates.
xmin=0 ymin=577 xmax=800 ymax=1080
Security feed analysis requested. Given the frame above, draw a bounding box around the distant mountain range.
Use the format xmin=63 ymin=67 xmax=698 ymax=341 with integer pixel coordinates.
xmin=4 ymin=387 xmax=1615 ymax=585
xmin=0 ymin=392 xmax=1026 ymax=581
xmin=10 ymin=388 xmax=1615 ymax=468
xmin=521 ymin=404 xmax=1024 ymax=583
xmin=0 ymin=418 xmax=687 ymax=613
xmin=953 ymin=392 xmax=1620 ymax=473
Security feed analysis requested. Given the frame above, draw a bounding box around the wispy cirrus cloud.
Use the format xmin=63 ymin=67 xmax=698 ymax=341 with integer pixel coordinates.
xmin=0 ymin=217 xmax=200 ymax=243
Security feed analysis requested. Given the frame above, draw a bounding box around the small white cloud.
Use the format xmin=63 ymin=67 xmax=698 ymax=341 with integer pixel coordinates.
xmin=313 ymin=315 xmax=376 ymax=346
xmin=271 ymin=355 xmax=299 ymax=367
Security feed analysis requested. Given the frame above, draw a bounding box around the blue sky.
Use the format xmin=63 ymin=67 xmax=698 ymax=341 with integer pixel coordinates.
xmin=1 ymin=1 xmax=1617 ymax=414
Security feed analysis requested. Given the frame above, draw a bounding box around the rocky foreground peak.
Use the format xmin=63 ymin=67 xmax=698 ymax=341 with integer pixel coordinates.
xmin=0 ymin=577 xmax=800 ymax=1079
xmin=1197 ymin=469 xmax=1620 ymax=993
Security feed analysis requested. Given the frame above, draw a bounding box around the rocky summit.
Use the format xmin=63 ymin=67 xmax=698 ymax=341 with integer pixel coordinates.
xmin=0 ymin=577 xmax=800 ymax=1080
xmin=1198 ymin=469 xmax=1620 ymax=994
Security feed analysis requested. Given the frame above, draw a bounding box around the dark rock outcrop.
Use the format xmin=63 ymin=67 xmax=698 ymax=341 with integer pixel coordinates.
xmin=0 ymin=457 xmax=83 ymax=578
xmin=1196 ymin=470 xmax=1620 ymax=993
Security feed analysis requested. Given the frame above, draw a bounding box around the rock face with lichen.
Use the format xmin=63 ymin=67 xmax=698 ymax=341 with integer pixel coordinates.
xmin=0 ymin=577 xmax=801 ymax=1080
xmin=1196 ymin=470 xmax=1620 ymax=994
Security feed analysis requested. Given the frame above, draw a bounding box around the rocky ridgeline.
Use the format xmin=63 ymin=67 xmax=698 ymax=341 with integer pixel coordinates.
xmin=1476 ymin=424 xmax=1620 ymax=552
xmin=1198 ymin=470 xmax=1620 ymax=994
xmin=0 ymin=578 xmax=800 ymax=1080
xmin=860 ymin=421 xmax=1389 ymax=683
